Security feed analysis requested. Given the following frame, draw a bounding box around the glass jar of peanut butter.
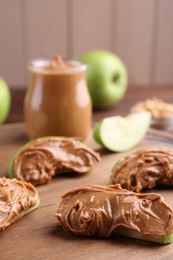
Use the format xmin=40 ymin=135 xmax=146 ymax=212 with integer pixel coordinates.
xmin=24 ymin=56 xmax=92 ymax=139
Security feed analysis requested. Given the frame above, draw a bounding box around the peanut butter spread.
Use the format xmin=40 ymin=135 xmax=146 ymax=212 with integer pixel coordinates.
xmin=0 ymin=177 xmax=39 ymax=230
xmin=26 ymin=55 xmax=91 ymax=139
xmin=42 ymin=55 xmax=69 ymax=71
xmin=110 ymin=146 xmax=173 ymax=192
xmin=13 ymin=137 xmax=101 ymax=185
xmin=55 ymin=184 xmax=173 ymax=240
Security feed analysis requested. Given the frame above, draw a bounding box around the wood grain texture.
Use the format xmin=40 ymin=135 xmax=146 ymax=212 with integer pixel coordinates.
xmin=0 ymin=0 xmax=24 ymax=86
xmin=25 ymin=0 xmax=67 ymax=59
xmin=22 ymin=0 xmax=68 ymax=86
xmin=1 ymin=124 xmax=173 ymax=259
xmin=0 ymin=1 xmax=173 ymax=87
xmin=155 ymin=0 xmax=173 ymax=85
xmin=113 ymin=0 xmax=155 ymax=85
xmin=72 ymin=0 xmax=112 ymax=58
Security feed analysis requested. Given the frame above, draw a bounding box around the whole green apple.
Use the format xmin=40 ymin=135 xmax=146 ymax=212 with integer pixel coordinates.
xmin=79 ymin=50 xmax=128 ymax=109
xmin=0 ymin=77 xmax=11 ymax=124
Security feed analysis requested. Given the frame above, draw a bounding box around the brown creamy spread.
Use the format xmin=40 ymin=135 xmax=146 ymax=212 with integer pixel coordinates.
xmin=55 ymin=184 xmax=173 ymax=238
xmin=25 ymin=55 xmax=91 ymax=139
xmin=42 ymin=55 xmax=69 ymax=71
xmin=110 ymin=146 xmax=173 ymax=192
xmin=14 ymin=137 xmax=101 ymax=185
xmin=0 ymin=177 xmax=39 ymax=229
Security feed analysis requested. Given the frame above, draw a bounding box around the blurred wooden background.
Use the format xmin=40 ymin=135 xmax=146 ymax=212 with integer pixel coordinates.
xmin=0 ymin=0 xmax=173 ymax=88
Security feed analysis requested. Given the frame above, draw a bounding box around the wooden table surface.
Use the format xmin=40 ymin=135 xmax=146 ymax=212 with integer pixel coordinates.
xmin=1 ymin=85 xmax=173 ymax=260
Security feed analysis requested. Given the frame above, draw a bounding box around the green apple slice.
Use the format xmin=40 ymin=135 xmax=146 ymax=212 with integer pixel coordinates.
xmin=1 ymin=199 xmax=40 ymax=230
xmin=93 ymin=112 xmax=151 ymax=152
xmin=10 ymin=200 xmax=40 ymax=225
xmin=0 ymin=177 xmax=40 ymax=230
xmin=9 ymin=136 xmax=101 ymax=185
xmin=111 ymin=157 xmax=125 ymax=173
xmin=9 ymin=136 xmax=67 ymax=179
xmin=115 ymin=229 xmax=173 ymax=244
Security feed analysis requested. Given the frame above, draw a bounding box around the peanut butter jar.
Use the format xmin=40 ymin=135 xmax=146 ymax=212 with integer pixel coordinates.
xmin=24 ymin=56 xmax=92 ymax=139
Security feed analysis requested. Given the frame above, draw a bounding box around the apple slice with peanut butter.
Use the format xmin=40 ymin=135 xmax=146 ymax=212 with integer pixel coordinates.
xmin=110 ymin=146 xmax=173 ymax=192
xmin=9 ymin=137 xmax=101 ymax=186
xmin=55 ymin=184 xmax=173 ymax=244
xmin=0 ymin=177 xmax=40 ymax=230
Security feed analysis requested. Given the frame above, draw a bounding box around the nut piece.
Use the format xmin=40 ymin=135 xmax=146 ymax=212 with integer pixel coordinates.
xmin=110 ymin=146 xmax=173 ymax=192
xmin=132 ymin=98 xmax=173 ymax=119
xmin=10 ymin=137 xmax=101 ymax=185
xmin=0 ymin=177 xmax=40 ymax=230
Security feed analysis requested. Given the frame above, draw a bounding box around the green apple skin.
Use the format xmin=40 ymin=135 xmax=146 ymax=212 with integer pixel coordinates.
xmin=79 ymin=50 xmax=128 ymax=109
xmin=0 ymin=78 xmax=11 ymax=124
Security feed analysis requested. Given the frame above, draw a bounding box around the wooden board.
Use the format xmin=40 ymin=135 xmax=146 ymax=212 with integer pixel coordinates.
xmin=1 ymin=123 xmax=173 ymax=260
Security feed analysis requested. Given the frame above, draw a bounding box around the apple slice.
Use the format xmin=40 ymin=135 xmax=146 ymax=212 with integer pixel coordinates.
xmin=93 ymin=112 xmax=151 ymax=152
xmin=0 ymin=177 xmax=40 ymax=230
xmin=9 ymin=136 xmax=101 ymax=185
xmin=8 ymin=200 xmax=40 ymax=226
xmin=55 ymin=184 xmax=173 ymax=244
